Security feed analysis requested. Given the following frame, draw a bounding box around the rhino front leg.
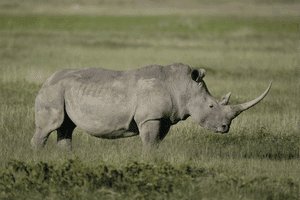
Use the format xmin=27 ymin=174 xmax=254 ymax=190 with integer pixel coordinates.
xmin=139 ymin=119 xmax=171 ymax=151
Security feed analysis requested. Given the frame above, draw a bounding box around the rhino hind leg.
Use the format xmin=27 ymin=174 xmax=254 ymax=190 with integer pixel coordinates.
xmin=57 ymin=111 xmax=76 ymax=151
xmin=31 ymin=87 xmax=65 ymax=150
xmin=31 ymin=107 xmax=64 ymax=150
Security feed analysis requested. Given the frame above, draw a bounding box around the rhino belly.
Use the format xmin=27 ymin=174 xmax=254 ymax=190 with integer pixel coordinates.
xmin=96 ymin=130 xmax=138 ymax=139
xmin=64 ymin=87 xmax=136 ymax=138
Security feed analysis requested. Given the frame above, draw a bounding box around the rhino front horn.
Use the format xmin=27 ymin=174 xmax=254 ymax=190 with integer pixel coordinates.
xmin=230 ymin=81 xmax=272 ymax=117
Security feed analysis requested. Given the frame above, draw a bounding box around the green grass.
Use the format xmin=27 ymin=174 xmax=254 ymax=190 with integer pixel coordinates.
xmin=0 ymin=0 xmax=299 ymax=199
xmin=0 ymin=14 xmax=298 ymax=34
xmin=1 ymin=159 xmax=299 ymax=200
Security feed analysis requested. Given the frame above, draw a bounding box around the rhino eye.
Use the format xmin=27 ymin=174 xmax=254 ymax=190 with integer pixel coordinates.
xmin=209 ymin=104 xmax=214 ymax=108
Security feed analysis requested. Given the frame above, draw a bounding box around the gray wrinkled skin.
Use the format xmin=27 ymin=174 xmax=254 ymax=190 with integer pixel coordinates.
xmin=31 ymin=63 xmax=271 ymax=151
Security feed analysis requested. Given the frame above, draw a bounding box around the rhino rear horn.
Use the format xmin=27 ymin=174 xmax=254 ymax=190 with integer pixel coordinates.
xmin=230 ymin=81 xmax=272 ymax=117
xmin=219 ymin=92 xmax=231 ymax=105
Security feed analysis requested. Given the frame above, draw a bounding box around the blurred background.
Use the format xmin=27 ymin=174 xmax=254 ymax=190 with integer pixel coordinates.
xmin=1 ymin=0 xmax=299 ymax=82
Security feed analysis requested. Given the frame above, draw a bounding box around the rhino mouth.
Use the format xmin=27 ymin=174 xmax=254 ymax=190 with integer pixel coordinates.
xmin=202 ymin=125 xmax=229 ymax=134
xmin=215 ymin=129 xmax=229 ymax=134
xmin=216 ymin=125 xmax=230 ymax=134
xmin=208 ymin=125 xmax=230 ymax=134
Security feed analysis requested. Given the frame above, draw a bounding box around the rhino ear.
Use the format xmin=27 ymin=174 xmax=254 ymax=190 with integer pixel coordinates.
xmin=191 ymin=69 xmax=206 ymax=83
xmin=219 ymin=92 xmax=231 ymax=105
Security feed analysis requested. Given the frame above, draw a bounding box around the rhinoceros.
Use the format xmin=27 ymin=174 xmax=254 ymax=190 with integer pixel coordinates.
xmin=31 ymin=63 xmax=271 ymax=150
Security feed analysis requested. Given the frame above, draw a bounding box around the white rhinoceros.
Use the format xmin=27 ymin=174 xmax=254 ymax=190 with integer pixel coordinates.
xmin=31 ymin=63 xmax=271 ymax=150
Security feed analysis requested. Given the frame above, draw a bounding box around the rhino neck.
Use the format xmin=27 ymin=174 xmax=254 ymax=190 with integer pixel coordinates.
xmin=170 ymin=109 xmax=190 ymax=124
xmin=168 ymin=82 xmax=191 ymax=124
xmin=162 ymin=64 xmax=193 ymax=124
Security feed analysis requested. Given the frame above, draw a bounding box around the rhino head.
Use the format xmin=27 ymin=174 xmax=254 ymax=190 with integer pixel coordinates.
xmin=186 ymin=68 xmax=272 ymax=133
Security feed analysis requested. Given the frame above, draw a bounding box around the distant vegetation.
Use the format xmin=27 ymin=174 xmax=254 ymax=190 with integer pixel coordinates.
xmin=0 ymin=0 xmax=299 ymax=199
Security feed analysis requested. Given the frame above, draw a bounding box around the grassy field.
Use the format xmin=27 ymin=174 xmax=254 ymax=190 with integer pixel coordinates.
xmin=0 ymin=0 xmax=299 ymax=199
